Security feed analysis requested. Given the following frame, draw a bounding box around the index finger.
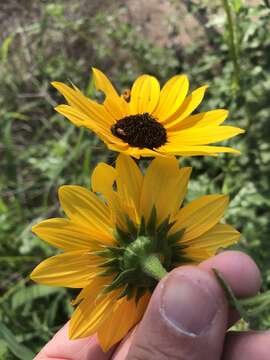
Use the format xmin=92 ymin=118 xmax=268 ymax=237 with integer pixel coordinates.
xmin=34 ymin=322 xmax=114 ymax=360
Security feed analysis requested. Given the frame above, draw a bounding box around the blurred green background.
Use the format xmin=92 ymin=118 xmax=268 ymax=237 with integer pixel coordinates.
xmin=1 ymin=0 xmax=270 ymax=358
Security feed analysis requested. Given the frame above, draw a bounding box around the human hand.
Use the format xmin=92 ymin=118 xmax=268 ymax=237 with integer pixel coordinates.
xmin=35 ymin=251 xmax=269 ymax=360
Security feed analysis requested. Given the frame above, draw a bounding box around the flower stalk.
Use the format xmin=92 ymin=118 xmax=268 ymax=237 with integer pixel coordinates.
xmin=141 ymin=254 xmax=168 ymax=281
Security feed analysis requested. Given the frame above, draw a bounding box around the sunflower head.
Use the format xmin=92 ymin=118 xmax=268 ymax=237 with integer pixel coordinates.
xmin=30 ymin=155 xmax=240 ymax=351
xmin=111 ymin=112 xmax=167 ymax=149
xmin=52 ymin=68 xmax=244 ymax=158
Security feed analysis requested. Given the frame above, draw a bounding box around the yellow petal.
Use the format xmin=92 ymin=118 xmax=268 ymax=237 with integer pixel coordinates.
xmin=112 ymin=194 xmax=134 ymax=231
xmin=116 ymin=155 xmax=143 ymax=220
xmin=92 ymin=68 xmax=119 ymax=100
xmin=125 ymin=147 xmax=168 ymax=159
xmin=129 ymin=75 xmax=160 ymax=114
xmin=91 ymin=162 xmax=116 ymax=200
xmin=98 ymin=131 xmax=129 ymax=148
xmin=140 ymin=157 xmax=185 ymax=222
xmin=55 ymin=104 xmax=95 ymax=128
xmin=171 ymin=167 xmax=192 ymax=215
xmin=30 ymin=251 xmax=102 ymax=288
xmin=55 ymin=105 xmax=127 ymax=148
xmin=91 ymin=162 xmax=128 ymax=229
xmin=158 ymin=144 xmax=241 ymax=156
xmin=187 ymin=223 xmax=240 ymax=255
xmin=98 ymin=292 xmax=150 ymax=352
xmin=183 ymin=247 xmax=210 ymax=263
xmin=92 ymin=67 xmax=126 ymax=119
xmin=54 ymin=105 xmax=118 ymax=145
xmin=58 ymin=186 xmax=114 ymax=244
xmin=168 ymin=126 xmax=245 ymax=145
xmin=52 ymin=82 xmax=114 ymax=125
xmin=71 ymin=276 xmax=109 ymax=305
xmin=32 ymin=218 xmax=104 ymax=251
xmin=105 ymin=144 xmax=171 ymax=159
xmin=172 ymin=194 xmax=229 ymax=241
xmin=170 ymin=109 xmax=229 ymax=131
xmin=69 ymin=290 xmax=119 ymax=339
xmin=165 ymin=85 xmax=208 ymax=127
xmin=106 ymin=142 xmax=131 ymax=154
xmin=153 ymin=74 xmax=189 ymax=121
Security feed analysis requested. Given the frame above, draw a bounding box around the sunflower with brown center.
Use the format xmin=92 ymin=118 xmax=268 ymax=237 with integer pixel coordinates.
xmin=30 ymin=155 xmax=240 ymax=351
xmin=52 ymin=68 xmax=244 ymax=158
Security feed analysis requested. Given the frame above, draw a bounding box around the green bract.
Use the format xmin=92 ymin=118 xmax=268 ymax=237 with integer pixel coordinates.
xmin=95 ymin=207 xmax=186 ymax=302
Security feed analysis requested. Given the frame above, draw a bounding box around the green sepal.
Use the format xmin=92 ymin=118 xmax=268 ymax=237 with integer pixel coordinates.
xmin=114 ymin=226 xmax=133 ymax=246
xmin=98 ymin=268 xmax=118 ymax=277
xmin=116 ymin=285 xmax=134 ymax=300
xmin=138 ymin=216 xmax=146 ymax=236
xmin=146 ymin=206 xmax=157 ymax=236
xmin=125 ymin=215 xmax=138 ymax=237
xmin=171 ymin=254 xmax=190 ymax=267
xmin=98 ymin=258 xmax=119 ymax=268
xmin=167 ymin=228 xmax=185 ymax=245
xmin=95 ymin=209 xmax=191 ymax=303
xmin=94 ymin=249 xmax=113 ymax=258
xmin=135 ymin=287 xmax=146 ymax=304
xmin=155 ymin=216 xmax=175 ymax=249
xmin=102 ymin=268 xmax=136 ymax=294
xmin=171 ymin=243 xmax=187 ymax=251
xmin=126 ymin=287 xmax=134 ymax=300
xmin=105 ymin=245 xmax=125 ymax=256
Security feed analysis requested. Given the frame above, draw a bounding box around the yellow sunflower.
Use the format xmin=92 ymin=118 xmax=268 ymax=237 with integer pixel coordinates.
xmin=52 ymin=68 xmax=244 ymax=158
xmin=30 ymin=155 xmax=240 ymax=351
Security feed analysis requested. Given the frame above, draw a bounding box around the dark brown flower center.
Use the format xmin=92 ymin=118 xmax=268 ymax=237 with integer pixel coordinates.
xmin=111 ymin=112 xmax=167 ymax=149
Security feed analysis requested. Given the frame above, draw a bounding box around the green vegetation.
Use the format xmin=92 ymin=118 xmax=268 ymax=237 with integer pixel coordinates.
xmin=1 ymin=1 xmax=270 ymax=358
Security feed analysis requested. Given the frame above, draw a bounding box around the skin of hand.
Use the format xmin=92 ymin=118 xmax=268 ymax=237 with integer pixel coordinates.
xmin=34 ymin=250 xmax=270 ymax=360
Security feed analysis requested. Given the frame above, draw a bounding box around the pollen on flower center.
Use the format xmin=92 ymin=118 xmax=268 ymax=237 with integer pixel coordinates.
xmin=111 ymin=113 xmax=167 ymax=149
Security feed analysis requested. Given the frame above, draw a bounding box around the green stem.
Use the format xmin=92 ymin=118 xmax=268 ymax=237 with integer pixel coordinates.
xmin=239 ymin=290 xmax=270 ymax=307
xmin=141 ymin=254 xmax=168 ymax=281
xmin=214 ymin=268 xmax=270 ymax=327
xmin=222 ymin=0 xmax=240 ymax=90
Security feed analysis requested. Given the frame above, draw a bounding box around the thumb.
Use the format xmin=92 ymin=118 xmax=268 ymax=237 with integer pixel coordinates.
xmin=127 ymin=266 xmax=228 ymax=360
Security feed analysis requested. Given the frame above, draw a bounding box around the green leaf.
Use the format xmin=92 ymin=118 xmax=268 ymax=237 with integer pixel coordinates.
xmin=0 ymin=34 xmax=14 ymax=63
xmin=0 ymin=339 xmax=8 ymax=358
xmin=0 ymin=322 xmax=35 ymax=360
xmin=11 ymin=285 xmax=63 ymax=310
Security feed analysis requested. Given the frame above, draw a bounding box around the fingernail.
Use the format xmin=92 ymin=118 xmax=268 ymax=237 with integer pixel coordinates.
xmin=161 ymin=274 xmax=219 ymax=336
